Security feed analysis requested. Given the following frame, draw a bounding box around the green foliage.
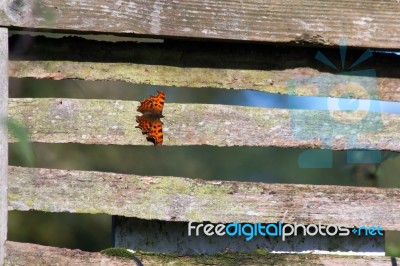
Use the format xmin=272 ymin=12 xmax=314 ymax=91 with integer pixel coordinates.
xmin=376 ymin=153 xmax=400 ymax=188
xmin=8 ymin=211 xmax=111 ymax=251
xmin=386 ymin=231 xmax=400 ymax=257
xmin=6 ymin=118 xmax=35 ymax=167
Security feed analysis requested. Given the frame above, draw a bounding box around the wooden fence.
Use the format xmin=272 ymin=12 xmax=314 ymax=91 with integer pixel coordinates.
xmin=1 ymin=0 xmax=400 ymax=265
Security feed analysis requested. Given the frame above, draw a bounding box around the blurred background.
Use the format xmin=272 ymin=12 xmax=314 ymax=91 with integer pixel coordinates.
xmin=7 ymin=42 xmax=400 ymax=256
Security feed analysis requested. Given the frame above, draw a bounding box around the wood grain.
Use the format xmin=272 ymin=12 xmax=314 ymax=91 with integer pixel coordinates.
xmin=5 ymin=241 xmax=134 ymax=266
xmin=5 ymin=241 xmax=397 ymax=266
xmin=8 ymin=166 xmax=400 ymax=230
xmin=8 ymin=98 xmax=400 ymax=151
xmin=10 ymin=61 xmax=400 ymax=102
xmin=0 ymin=27 xmax=8 ymax=266
xmin=1 ymin=0 xmax=400 ymax=49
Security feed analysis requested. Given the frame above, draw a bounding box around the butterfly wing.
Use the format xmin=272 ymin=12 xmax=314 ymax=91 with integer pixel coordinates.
xmin=136 ymin=115 xmax=163 ymax=146
xmin=136 ymin=91 xmax=165 ymax=146
xmin=136 ymin=115 xmax=153 ymax=134
xmin=146 ymin=118 xmax=163 ymax=146
xmin=137 ymin=91 xmax=165 ymax=116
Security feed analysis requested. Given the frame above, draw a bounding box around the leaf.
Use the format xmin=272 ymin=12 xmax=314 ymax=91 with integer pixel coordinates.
xmin=5 ymin=118 xmax=35 ymax=167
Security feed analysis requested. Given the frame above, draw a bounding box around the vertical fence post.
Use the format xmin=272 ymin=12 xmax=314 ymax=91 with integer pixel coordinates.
xmin=0 ymin=27 xmax=8 ymax=265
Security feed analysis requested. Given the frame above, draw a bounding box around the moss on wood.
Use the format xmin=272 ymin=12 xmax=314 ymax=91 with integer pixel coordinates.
xmin=7 ymin=98 xmax=400 ymax=151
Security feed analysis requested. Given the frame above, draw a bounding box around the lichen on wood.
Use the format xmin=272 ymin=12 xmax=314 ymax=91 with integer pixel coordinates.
xmin=7 ymin=98 xmax=400 ymax=151
xmin=8 ymin=166 xmax=400 ymax=230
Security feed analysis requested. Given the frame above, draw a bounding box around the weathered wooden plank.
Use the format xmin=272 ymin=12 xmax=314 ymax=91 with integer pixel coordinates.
xmin=5 ymin=241 xmax=395 ymax=266
xmin=1 ymin=0 xmax=400 ymax=49
xmin=8 ymin=35 xmax=400 ymax=102
xmin=0 ymin=27 xmax=8 ymax=266
xmin=5 ymin=241 xmax=134 ymax=266
xmin=4 ymin=241 xmax=396 ymax=266
xmin=8 ymin=166 xmax=400 ymax=230
xmin=8 ymin=98 xmax=400 ymax=151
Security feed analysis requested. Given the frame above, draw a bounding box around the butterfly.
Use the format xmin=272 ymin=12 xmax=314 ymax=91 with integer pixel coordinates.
xmin=136 ymin=91 xmax=165 ymax=146
xmin=137 ymin=90 xmax=165 ymax=116
xmin=136 ymin=115 xmax=163 ymax=146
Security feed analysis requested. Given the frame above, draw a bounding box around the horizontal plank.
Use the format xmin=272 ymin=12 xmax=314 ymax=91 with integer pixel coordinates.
xmin=5 ymin=241 xmax=133 ymax=266
xmin=2 ymin=1 xmax=400 ymax=49
xmin=5 ymin=241 xmax=396 ymax=266
xmin=8 ymin=166 xmax=400 ymax=230
xmin=9 ymin=35 xmax=400 ymax=102
xmin=8 ymin=98 xmax=400 ymax=151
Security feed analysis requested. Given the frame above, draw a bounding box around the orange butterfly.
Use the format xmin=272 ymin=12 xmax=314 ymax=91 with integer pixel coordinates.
xmin=136 ymin=115 xmax=163 ymax=146
xmin=137 ymin=90 xmax=165 ymax=116
xmin=136 ymin=91 xmax=165 ymax=146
